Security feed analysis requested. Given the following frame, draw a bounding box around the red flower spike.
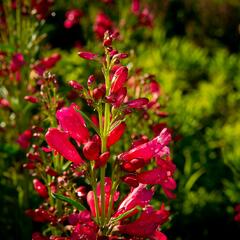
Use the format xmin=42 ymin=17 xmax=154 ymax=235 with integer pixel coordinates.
xmin=110 ymin=66 xmax=128 ymax=94
xmin=45 ymin=128 xmax=84 ymax=165
xmin=119 ymin=128 xmax=171 ymax=163
xmin=68 ymin=80 xmax=83 ymax=91
xmin=33 ymin=179 xmax=48 ymax=198
xmin=56 ymin=103 xmax=89 ymax=145
xmin=95 ymin=151 xmax=110 ymax=168
xmin=114 ymin=184 xmax=153 ymax=219
xmin=24 ymin=95 xmax=39 ymax=103
xmin=126 ymin=98 xmax=149 ymax=109
xmin=78 ymin=51 xmax=97 ymax=60
xmin=107 ymin=122 xmax=126 ymax=148
xmin=83 ymin=140 xmax=100 ymax=160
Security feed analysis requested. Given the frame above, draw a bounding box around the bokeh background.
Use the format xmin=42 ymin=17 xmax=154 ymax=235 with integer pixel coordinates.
xmin=1 ymin=0 xmax=240 ymax=239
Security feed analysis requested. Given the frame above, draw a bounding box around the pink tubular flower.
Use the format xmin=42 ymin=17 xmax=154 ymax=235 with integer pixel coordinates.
xmin=106 ymin=87 xmax=127 ymax=107
xmin=83 ymin=140 xmax=100 ymax=160
xmin=56 ymin=103 xmax=89 ymax=145
xmin=64 ymin=9 xmax=82 ymax=29
xmin=78 ymin=51 xmax=97 ymax=60
xmin=119 ymin=128 xmax=171 ymax=169
xmin=126 ymin=97 xmax=149 ymax=109
xmin=41 ymin=53 xmax=61 ymax=69
xmin=110 ymin=66 xmax=128 ymax=94
xmin=107 ymin=122 xmax=126 ymax=148
xmin=94 ymin=12 xmax=113 ymax=39
xmin=24 ymin=95 xmax=39 ymax=103
xmin=87 ymin=177 xmax=119 ymax=217
xmin=68 ymin=80 xmax=83 ymax=91
xmin=45 ymin=128 xmax=84 ymax=165
xmin=17 ymin=129 xmax=32 ymax=149
xmin=131 ymin=0 xmax=140 ymax=15
xmin=33 ymin=179 xmax=48 ymax=198
xmin=10 ymin=53 xmax=25 ymax=72
xmin=114 ymin=184 xmax=153 ymax=218
xmin=118 ymin=205 xmax=169 ymax=238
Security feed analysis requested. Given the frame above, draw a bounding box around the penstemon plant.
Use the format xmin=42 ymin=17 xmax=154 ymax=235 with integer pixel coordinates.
xmin=27 ymin=31 xmax=176 ymax=240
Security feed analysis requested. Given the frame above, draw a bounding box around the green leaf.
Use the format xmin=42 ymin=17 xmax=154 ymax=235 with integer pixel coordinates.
xmin=185 ymin=168 xmax=206 ymax=192
xmin=75 ymin=108 xmax=100 ymax=135
xmin=110 ymin=206 xmax=142 ymax=223
xmin=52 ymin=193 xmax=86 ymax=211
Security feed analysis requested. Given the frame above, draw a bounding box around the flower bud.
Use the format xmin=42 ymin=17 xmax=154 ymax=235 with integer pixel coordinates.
xmin=107 ymin=122 xmax=126 ymax=148
xmin=78 ymin=51 xmax=97 ymax=60
xmin=33 ymin=179 xmax=48 ymax=198
xmin=24 ymin=95 xmax=39 ymax=103
xmin=122 ymin=174 xmax=139 ymax=188
xmin=83 ymin=140 xmax=100 ymax=160
xmin=126 ymin=98 xmax=149 ymax=109
xmin=95 ymin=151 xmax=110 ymax=168
xmin=45 ymin=166 xmax=58 ymax=177
xmin=110 ymin=66 xmax=128 ymax=93
xmin=88 ymin=75 xmax=95 ymax=86
xmin=68 ymin=80 xmax=83 ymax=91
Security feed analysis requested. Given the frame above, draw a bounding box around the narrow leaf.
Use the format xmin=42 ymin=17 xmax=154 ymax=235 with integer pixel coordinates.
xmin=52 ymin=193 xmax=86 ymax=211
xmin=111 ymin=206 xmax=142 ymax=223
xmin=75 ymin=108 xmax=100 ymax=135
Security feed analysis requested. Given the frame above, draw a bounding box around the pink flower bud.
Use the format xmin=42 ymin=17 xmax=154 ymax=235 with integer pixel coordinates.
xmin=23 ymin=162 xmax=36 ymax=169
xmin=68 ymin=80 xmax=83 ymax=91
xmin=45 ymin=166 xmax=58 ymax=177
xmin=114 ymin=53 xmax=128 ymax=59
xmin=122 ymin=174 xmax=139 ymax=188
xmin=126 ymin=98 xmax=149 ymax=109
xmin=78 ymin=51 xmax=97 ymax=60
xmin=95 ymin=151 xmax=110 ymax=168
xmin=107 ymin=122 xmax=126 ymax=148
xmin=83 ymin=140 xmax=100 ymax=160
xmin=33 ymin=179 xmax=48 ymax=198
xmin=131 ymin=0 xmax=140 ymax=15
xmin=56 ymin=103 xmax=89 ymax=145
xmin=24 ymin=95 xmax=39 ymax=103
xmin=110 ymin=66 xmax=128 ymax=93
xmin=92 ymin=85 xmax=106 ymax=100
xmin=45 ymin=128 xmax=84 ymax=165
xmin=87 ymin=75 xmax=95 ymax=86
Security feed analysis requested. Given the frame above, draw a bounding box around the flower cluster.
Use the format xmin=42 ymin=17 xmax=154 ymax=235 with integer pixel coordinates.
xmin=23 ymin=31 xmax=176 ymax=239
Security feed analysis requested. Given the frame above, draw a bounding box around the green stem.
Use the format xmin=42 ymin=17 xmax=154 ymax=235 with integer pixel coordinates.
xmin=90 ymin=162 xmax=100 ymax=224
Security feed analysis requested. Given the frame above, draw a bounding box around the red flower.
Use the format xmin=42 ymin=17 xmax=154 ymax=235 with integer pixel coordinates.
xmin=83 ymin=140 xmax=100 ymax=160
xmin=64 ymin=9 xmax=83 ymax=29
xmin=45 ymin=128 xmax=84 ymax=165
xmin=87 ymin=177 xmax=119 ymax=217
xmin=78 ymin=51 xmax=97 ymax=60
xmin=94 ymin=12 xmax=113 ymax=39
xmin=110 ymin=66 xmax=128 ymax=94
xmin=126 ymin=98 xmax=149 ymax=109
xmin=118 ymin=205 xmax=169 ymax=238
xmin=114 ymin=184 xmax=153 ymax=219
xmin=119 ymin=128 xmax=171 ymax=171
xmin=33 ymin=179 xmax=48 ymax=198
xmin=10 ymin=53 xmax=25 ymax=72
xmin=107 ymin=122 xmax=126 ymax=148
xmin=56 ymin=103 xmax=89 ymax=145
xmin=17 ymin=129 xmax=32 ymax=149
